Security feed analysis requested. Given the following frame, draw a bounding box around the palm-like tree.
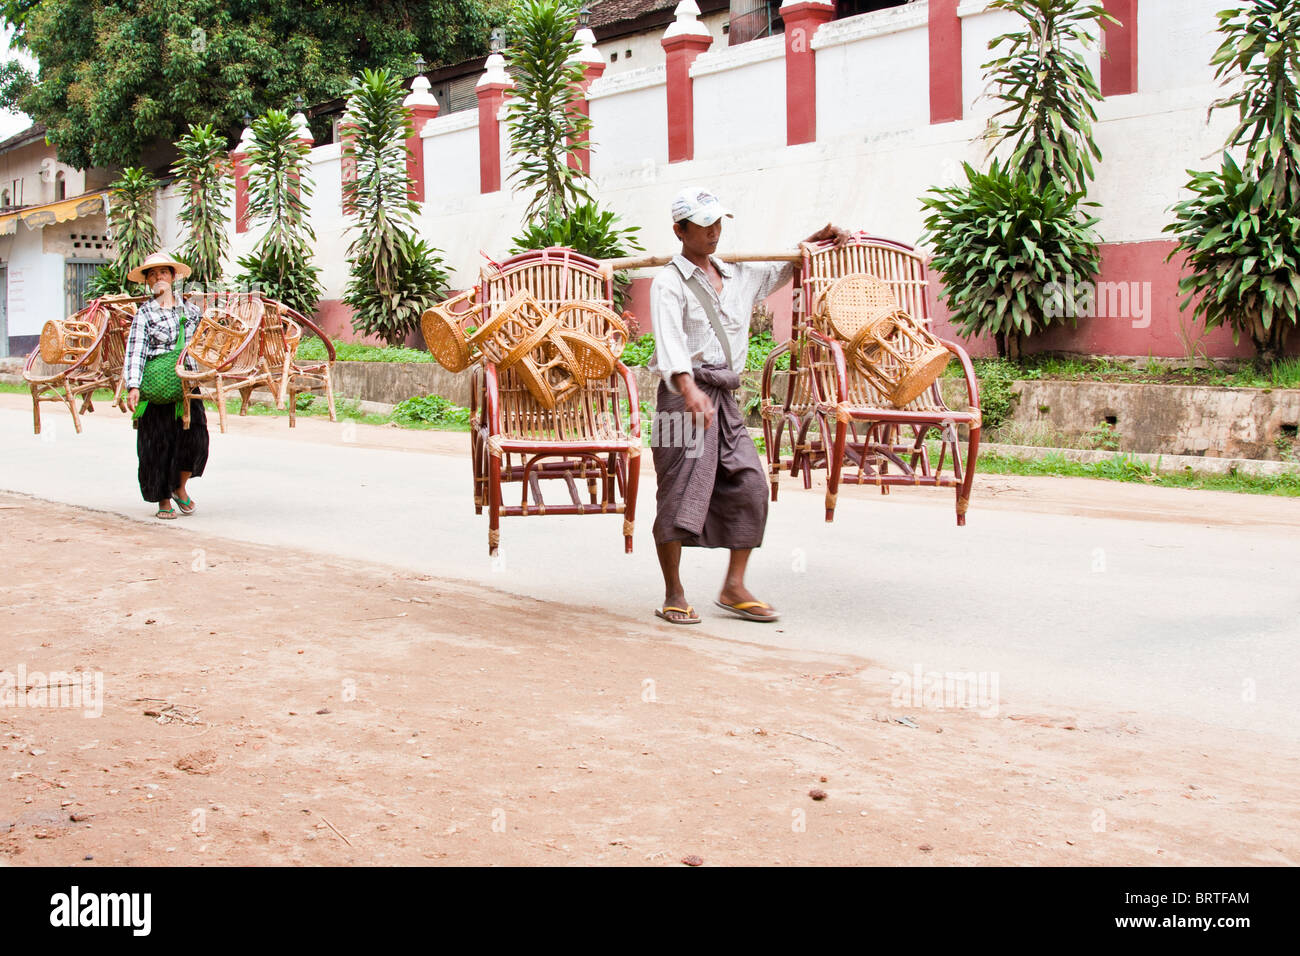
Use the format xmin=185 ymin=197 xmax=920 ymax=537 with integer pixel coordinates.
xmin=236 ymin=109 xmax=323 ymax=315
xmin=341 ymin=67 xmax=448 ymax=345
xmin=173 ymin=123 xmax=231 ymax=288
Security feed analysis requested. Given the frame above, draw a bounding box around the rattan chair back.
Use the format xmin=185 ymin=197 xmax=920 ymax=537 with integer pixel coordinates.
xmin=478 ymin=248 xmax=625 ymax=431
xmin=480 ymin=247 xmax=614 ymax=314
xmin=800 ymin=233 xmax=931 ymax=337
xmin=188 ymin=308 xmax=255 ymax=369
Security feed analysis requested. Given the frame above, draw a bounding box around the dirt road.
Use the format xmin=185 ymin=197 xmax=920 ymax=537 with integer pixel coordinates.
xmin=2 ymin=492 xmax=1297 ymax=866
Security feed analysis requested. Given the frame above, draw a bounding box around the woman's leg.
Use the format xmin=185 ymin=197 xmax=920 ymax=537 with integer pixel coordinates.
xmin=137 ymin=402 xmax=177 ymax=505
xmin=173 ymin=396 xmax=209 ymax=504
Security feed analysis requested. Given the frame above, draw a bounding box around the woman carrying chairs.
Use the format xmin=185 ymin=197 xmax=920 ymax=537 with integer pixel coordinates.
xmin=122 ymin=251 xmax=208 ymax=520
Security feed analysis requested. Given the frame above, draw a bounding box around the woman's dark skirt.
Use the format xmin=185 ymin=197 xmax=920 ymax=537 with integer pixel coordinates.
xmin=136 ymin=397 xmax=209 ymax=503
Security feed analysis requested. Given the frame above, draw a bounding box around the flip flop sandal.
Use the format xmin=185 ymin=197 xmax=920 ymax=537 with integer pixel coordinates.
xmin=654 ymin=605 xmax=701 ymax=625
xmin=714 ymin=599 xmax=780 ymax=623
xmin=155 ymin=507 xmax=178 ymax=520
xmin=173 ymin=492 xmax=196 ymax=515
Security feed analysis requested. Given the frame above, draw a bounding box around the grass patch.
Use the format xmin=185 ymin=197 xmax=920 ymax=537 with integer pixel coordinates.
xmin=1 ymin=383 xmax=119 ymax=400
xmin=942 ymin=355 xmax=1300 ymax=390
xmin=230 ymin=393 xmax=390 ymax=426
xmin=984 ymin=419 xmax=1082 ymax=448
xmin=296 ymin=337 xmax=433 ymax=364
xmin=977 ymin=450 xmax=1300 ymax=496
xmin=1003 ymin=355 xmax=1299 ymax=389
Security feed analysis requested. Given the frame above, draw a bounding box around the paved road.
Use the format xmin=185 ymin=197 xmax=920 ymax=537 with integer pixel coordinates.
xmin=3 ymin=393 xmax=1298 ymax=739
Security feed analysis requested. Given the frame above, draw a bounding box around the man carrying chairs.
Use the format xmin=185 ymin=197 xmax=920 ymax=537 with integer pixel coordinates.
xmin=648 ymin=186 xmax=848 ymax=625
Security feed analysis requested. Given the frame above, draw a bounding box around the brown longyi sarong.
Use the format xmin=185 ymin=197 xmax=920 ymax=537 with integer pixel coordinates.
xmin=651 ymin=364 xmax=768 ymax=549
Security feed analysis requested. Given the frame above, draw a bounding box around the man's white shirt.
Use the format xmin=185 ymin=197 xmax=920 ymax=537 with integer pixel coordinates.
xmin=648 ymin=254 xmax=794 ymax=392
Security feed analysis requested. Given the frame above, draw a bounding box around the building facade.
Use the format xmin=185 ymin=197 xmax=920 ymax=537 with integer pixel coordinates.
xmin=0 ymin=124 xmax=119 ymax=357
xmin=9 ymin=0 xmax=1285 ymax=363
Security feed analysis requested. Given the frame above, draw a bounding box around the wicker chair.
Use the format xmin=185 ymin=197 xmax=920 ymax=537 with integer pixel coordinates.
xmin=471 ymin=247 xmax=642 ymax=556
xmin=275 ymin=304 xmax=337 ymax=426
xmin=760 ymin=232 xmax=982 ymax=525
xmin=176 ymin=293 xmax=265 ymax=432
xmin=22 ymin=298 xmax=136 ymax=435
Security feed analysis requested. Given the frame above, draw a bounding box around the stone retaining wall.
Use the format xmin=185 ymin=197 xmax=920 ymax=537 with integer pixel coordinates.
xmin=1003 ymin=380 xmax=1300 ymax=461
xmin=246 ymin=361 xmax=1300 ymax=464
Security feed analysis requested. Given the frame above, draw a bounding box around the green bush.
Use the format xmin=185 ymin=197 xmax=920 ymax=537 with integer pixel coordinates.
xmin=512 ymin=201 xmax=642 ymax=309
xmin=619 ymin=334 xmax=655 ymax=367
xmin=746 ymin=331 xmax=789 ymax=371
xmin=920 ymin=0 xmax=1112 ymax=358
xmin=1164 ymin=0 xmax=1300 ymax=365
xmin=391 ymin=394 xmax=471 ymax=428
xmin=970 ymin=358 xmax=1021 ymax=430
xmin=511 ymin=201 xmax=641 ymax=261
xmin=921 ymin=159 xmax=1102 ymax=358
xmin=1166 ymin=153 xmax=1300 ymax=364
xmin=1085 ymin=421 xmax=1121 ymax=451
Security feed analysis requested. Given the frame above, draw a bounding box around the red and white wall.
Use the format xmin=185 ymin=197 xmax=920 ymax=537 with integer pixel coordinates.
xmin=215 ymin=0 xmax=1287 ymax=359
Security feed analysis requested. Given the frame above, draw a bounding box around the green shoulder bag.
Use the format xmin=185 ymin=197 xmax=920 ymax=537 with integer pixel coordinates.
xmin=133 ymin=316 xmax=187 ymax=421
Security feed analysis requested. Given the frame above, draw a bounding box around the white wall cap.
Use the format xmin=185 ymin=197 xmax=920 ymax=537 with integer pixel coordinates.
xmin=571 ymin=27 xmax=605 ymax=65
xmin=812 ymin=1 xmax=929 ymax=50
xmin=477 ymin=52 xmax=511 ymax=87
xmin=404 ymin=74 xmax=440 ymax=108
xmin=664 ymin=0 xmax=712 ymax=39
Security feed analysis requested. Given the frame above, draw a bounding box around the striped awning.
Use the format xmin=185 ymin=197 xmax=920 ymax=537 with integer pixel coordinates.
xmin=17 ymin=191 xmax=109 ymax=231
xmin=0 ymin=190 xmax=110 ymax=235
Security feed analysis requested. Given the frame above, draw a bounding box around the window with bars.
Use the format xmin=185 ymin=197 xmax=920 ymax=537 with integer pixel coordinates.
xmin=728 ymin=0 xmax=783 ymax=45
xmin=65 ymin=259 xmax=108 ymax=316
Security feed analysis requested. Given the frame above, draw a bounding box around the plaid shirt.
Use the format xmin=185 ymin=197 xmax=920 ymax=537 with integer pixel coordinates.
xmin=648 ymin=254 xmax=794 ymax=392
xmin=124 ymin=298 xmax=202 ymax=390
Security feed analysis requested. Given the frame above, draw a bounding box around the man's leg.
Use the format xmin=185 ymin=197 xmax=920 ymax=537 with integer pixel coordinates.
xmin=719 ymin=548 xmax=778 ymax=619
xmin=656 ymin=540 xmax=696 ymax=621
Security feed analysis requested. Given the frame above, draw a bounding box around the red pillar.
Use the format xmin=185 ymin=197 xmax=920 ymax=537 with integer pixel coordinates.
xmin=662 ymin=33 xmax=712 ymax=164
xmin=477 ymin=80 xmax=509 ymax=194
xmin=929 ymin=0 xmax=963 ymax=124
xmin=569 ymin=59 xmax=606 ymax=176
xmin=1101 ymin=0 xmax=1138 ymax=97
xmin=232 ymin=150 xmax=250 ymax=233
xmin=780 ymin=2 xmax=834 ymax=146
xmin=406 ymin=104 xmax=440 ymax=202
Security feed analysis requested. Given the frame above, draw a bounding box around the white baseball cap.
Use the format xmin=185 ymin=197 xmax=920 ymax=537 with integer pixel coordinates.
xmin=671 ymin=186 xmax=734 ymax=227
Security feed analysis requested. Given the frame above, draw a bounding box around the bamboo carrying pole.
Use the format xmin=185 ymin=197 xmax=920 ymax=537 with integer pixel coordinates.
xmin=602 ymin=250 xmax=802 ymax=271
